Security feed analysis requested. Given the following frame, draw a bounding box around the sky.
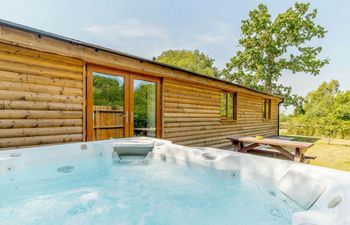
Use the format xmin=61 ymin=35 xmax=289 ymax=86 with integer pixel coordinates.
xmin=0 ymin=0 xmax=349 ymax=112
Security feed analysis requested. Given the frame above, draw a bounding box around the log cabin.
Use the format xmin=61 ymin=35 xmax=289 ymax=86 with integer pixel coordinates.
xmin=0 ymin=19 xmax=283 ymax=149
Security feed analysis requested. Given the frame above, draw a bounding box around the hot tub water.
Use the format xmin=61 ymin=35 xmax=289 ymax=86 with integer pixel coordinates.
xmin=0 ymin=157 xmax=301 ymax=225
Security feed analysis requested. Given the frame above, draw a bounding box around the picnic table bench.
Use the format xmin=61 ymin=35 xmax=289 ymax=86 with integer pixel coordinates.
xmin=227 ymin=136 xmax=315 ymax=162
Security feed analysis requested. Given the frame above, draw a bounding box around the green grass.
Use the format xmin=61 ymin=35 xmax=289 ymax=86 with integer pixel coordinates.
xmin=282 ymin=135 xmax=350 ymax=171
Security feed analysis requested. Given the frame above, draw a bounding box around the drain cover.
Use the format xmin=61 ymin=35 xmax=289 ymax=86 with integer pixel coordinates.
xmin=57 ymin=166 xmax=74 ymax=173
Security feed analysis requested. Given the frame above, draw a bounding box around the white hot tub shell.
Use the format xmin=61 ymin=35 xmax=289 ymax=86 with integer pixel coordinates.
xmin=0 ymin=137 xmax=349 ymax=225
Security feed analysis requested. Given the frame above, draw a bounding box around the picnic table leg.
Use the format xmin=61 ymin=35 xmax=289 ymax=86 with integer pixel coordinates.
xmin=231 ymin=140 xmax=242 ymax=151
xmin=294 ymin=147 xmax=305 ymax=162
xmin=239 ymin=142 xmax=244 ymax=151
xmin=239 ymin=143 xmax=260 ymax=153
xmin=270 ymin=145 xmax=295 ymax=161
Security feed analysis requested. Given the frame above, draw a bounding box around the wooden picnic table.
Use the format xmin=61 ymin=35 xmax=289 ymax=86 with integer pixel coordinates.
xmin=227 ymin=136 xmax=315 ymax=162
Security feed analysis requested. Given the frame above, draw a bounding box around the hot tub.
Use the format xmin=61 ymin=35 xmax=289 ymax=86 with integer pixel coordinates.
xmin=0 ymin=137 xmax=349 ymax=225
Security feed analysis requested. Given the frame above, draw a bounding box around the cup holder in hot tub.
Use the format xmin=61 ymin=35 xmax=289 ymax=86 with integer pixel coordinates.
xmin=201 ymin=152 xmax=217 ymax=160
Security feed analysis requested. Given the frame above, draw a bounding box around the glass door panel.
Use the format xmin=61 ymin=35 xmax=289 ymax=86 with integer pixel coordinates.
xmin=92 ymin=72 xmax=125 ymax=140
xmin=87 ymin=65 xmax=161 ymax=140
xmin=132 ymin=79 xmax=157 ymax=137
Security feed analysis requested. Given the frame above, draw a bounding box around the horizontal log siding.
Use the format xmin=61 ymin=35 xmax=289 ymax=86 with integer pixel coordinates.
xmin=0 ymin=43 xmax=83 ymax=148
xmin=0 ymin=26 xmax=282 ymax=149
xmin=163 ymin=79 xmax=279 ymax=149
xmin=0 ymin=26 xmax=281 ymax=102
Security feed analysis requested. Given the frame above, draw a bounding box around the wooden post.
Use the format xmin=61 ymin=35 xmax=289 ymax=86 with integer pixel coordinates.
xmin=230 ymin=139 xmax=241 ymax=151
xmin=294 ymin=147 xmax=302 ymax=162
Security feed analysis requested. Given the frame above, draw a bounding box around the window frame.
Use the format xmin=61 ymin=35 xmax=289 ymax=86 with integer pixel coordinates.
xmin=263 ymin=99 xmax=271 ymax=120
xmin=220 ymin=92 xmax=237 ymax=121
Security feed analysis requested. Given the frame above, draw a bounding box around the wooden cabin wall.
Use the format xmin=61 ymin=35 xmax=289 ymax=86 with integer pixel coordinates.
xmin=0 ymin=26 xmax=281 ymax=102
xmin=0 ymin=43 xmax=84 ymax=148
xmin=163 ymin=79 xmax=279 ymax=149
xmin=0 ymin=26 xmax=282 ymax=149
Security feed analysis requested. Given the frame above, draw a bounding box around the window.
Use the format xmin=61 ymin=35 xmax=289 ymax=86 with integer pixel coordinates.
xmin=263 ymin=99 xmax=271 ymax=119
xmin=221 ymin=92 xmax=237 ymax=120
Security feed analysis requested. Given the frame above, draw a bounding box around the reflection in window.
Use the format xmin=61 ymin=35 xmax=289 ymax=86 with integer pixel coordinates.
xmin=92 ymin=72 xmax=124 ymax=140
xmin=133 ymin=80 xmax=156 ymax=137
xmin=221 ymin=92 xmax=237 ymax=120
xmin=263 ymin=99 xmax=271 ymax=119
xmin=93 ymin=72 xmax=124 ymax=110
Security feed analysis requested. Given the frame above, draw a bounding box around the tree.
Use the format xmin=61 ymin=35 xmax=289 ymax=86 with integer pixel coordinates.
xmin=303 ymin=80 xmax=340 ymax=118
xmin=93 ymin=74 xmax=123 ymax=109
xmin=223 ymin=3 xmax=329 ymax=107
xmin=134 ymin=83 xmax=156 ymax=129
xmin=156 ymin=49 xmax=219 ymax=77
xmin=286 ymin=80 xmax=350 ymax=143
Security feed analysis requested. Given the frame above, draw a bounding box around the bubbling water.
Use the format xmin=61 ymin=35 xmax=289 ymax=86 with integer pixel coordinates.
xmin=0 ymin=158 xmax=302 ymax=225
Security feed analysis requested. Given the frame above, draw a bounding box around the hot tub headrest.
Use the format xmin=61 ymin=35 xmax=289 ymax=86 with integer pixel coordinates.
xmin=278 ymin=170 xmax=326 ymax=210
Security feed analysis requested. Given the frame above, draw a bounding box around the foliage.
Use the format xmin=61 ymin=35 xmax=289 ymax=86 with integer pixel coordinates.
xmin=93 ymin=74 xmax=123 ymax=110
xmin=93 ymin=74 xmax=156 ymax=136
xmin=133 ymin=83 xmax=156 ymax=130
xmin=156 ymin=49 xmax=219 ymax=77
xmin=285 ymin=80 xmax=350 ymax=143
xmin=223 ymin=2 xmax=329 ymax=108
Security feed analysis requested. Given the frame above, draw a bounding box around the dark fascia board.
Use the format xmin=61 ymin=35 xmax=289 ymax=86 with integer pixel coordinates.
xmin=0 ymin=18 xmax=282 ymax=99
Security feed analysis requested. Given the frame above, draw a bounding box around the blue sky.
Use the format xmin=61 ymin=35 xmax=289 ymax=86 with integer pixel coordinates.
xmin=0 ymin=0 xmax=349 ymax=106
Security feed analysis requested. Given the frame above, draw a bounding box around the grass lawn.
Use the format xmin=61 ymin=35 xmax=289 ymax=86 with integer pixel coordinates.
xmin=282 ymin=135 xmax=350 ymax=172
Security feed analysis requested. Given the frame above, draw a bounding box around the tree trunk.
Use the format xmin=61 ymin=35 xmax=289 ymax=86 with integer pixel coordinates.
xmin=265 ymin=78 xmax=272 ymax=93
xmin=265 ymin=56 xmax=274 ymax=94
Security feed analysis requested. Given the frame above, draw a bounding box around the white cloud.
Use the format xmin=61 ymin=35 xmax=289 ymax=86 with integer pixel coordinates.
xmin=84 ymin=19 xmax=168 ymax=40
xmin=192 ymin=21 xmax=236 ymax=46
xmin=216 ymin=21 xmax=232 ymax=33
xmin=83 ymin=19 xmax=237 ymax=69
xmin=195 ymin=34 xmax=226 ymax=44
